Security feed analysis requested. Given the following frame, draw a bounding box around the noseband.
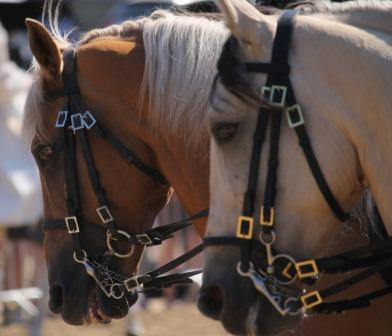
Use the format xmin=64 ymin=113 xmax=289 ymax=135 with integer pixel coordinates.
xmin=205 ymin=10 xmax=392 ymax=316
xmin=41 ymin=49 xmax=206 ymax=301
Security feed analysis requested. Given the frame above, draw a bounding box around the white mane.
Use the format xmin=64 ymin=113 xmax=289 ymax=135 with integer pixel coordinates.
xmin=138 ymin=11 xmax=228 ymax=147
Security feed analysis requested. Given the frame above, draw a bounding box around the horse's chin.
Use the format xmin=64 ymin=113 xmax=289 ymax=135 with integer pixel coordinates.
xmin=85 ymin=285 xmax=137 ymax=325
xmin=86 ymin=287 xmax=112 ymax=325
xmin=85 ymin=285 xmax=136 ymax=325
xmin=220 ymin=296 xmax=303 ymax=336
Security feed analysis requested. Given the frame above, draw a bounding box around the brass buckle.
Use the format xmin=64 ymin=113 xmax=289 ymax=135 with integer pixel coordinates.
xmin=295 ymin=259 xmax=319 ymax=279
xmin=136 ymin=234 xmax=153 ymax=245
xmin=96 ymin=205 xmax=114 ymax=224
xmin=286 ymin=104 xmax=304 ymax=128
xmin=261 ymin=85 xmax=287 ymax=107
xmin=236 ymin=216 xmax=254 ymax=240
xmin=65 ymin=216 xmax=80 ymax=234
xmin=301 ymin=291 xmax=322 ymax=310
xmin=260 ymin=207 xmax=274 ymax=226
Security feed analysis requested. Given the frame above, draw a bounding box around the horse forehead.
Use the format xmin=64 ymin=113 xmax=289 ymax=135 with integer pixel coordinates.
xmin=76 ymin=37 xmax=145 ymax=90
xmin=78 ymin=30 xmax=143 ymax=59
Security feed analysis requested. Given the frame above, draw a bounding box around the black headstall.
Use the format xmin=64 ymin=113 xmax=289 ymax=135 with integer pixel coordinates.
xmin=41 ymin=49 xmax=207 ymax=301
xmin=204 ymin=10 xmax=392 ymax=316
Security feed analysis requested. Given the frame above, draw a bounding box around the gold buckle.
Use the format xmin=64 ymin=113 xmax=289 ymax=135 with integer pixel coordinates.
xmin=295 ymin=259 xmax=319 ymax=279
xmin=301 ymin=291 xmax=322 ymax=310
xmin=260 ymin=207 xmax=274 ymax=226
xmin=236 ymin=216 xmax=254 ymax=239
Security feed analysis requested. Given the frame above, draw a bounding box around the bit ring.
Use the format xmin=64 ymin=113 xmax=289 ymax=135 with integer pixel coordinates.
xmin=73 ymin=249 xmax=87 ymax=263
xmin=106 ymin=230 xmax=134 ymax=258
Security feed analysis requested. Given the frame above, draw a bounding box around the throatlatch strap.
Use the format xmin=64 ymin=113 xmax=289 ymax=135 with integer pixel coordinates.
xmin=92 ymin=124 xmax=167 ymax=185
xmin=283 ymin=79 xmax=349 ymax=222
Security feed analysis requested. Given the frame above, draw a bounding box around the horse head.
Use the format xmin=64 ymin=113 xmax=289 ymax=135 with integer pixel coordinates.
xmin=201 ymin=0 xmax=392 ymax=334
xmin=25 ymin=18 xmax=171 ymax=325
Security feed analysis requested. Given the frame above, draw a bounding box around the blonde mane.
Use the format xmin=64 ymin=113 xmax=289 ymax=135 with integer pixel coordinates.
xmin=25 ymin=0 xmax=392 ymax=144
xmin=81 ymin=11 xmax=228 ymax=147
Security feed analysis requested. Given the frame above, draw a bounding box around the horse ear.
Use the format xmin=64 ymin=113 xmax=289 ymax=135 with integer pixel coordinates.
xmin=216 ymin=0 xmax=272 ymax=47
xmin=25 ymin=18 xmax=62 ymax=79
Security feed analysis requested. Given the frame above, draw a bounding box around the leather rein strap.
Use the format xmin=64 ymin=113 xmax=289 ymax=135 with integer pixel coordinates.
xmin=41 ymin=48 xmax=207 ymax=297
xmin=204 ymin=10 xmax=392 ymax=315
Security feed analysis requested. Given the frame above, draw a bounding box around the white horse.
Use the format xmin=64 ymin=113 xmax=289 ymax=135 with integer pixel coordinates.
xmin=203 ymin=0 xmax=392 ymax=334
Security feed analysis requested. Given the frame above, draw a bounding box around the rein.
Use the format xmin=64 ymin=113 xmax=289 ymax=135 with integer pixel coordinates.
xmin=204 ymin=10 xmax=392 ymax=316
xmin=42 ymin=48 xmax=206 ymax=301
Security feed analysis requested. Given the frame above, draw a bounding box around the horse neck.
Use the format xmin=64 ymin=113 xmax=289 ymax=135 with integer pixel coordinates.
xmin=294 ymin=16 xmax=392 ymax=233
xmin=146 ymin=115 xmax=210 ymax=236
xmin=315 ymin=2 xmax=392 ymax=36
xmin=78 ymin=34 xmax=211 ymax=236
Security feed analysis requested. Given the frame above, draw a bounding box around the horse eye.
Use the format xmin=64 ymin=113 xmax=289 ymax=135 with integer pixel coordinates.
xmin=212 ymin=123 xmax=239 ymax=143
xmin=38 ymin=145 xmax=53 ymax=161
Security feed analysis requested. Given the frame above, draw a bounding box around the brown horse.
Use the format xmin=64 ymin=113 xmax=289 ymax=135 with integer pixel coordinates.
xmin=25 ymin=5 xmax=392 ymax=335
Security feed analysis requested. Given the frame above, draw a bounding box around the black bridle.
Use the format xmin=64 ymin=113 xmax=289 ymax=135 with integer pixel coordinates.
xmin=204 ymin=10 xmax=392 ymax=315
xmin=41 ymin=48 xmax=206 ymax=301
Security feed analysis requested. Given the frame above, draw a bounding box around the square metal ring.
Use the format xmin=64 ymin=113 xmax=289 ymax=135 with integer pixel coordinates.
xmin=65 ymin=216 xmax=80 ymax=234
xmin=295 ymin=259 xmax=319 ymax=279
xmin=96 ymin=205 xmax=114 ymax=224
xmin=71 ymin=113 xmax=84 ymax=131
xmin=55 ymin=110 xmax=68 ymax=128
xmin=136 ymin=234 xmax=153 ymax=245
xmin=286 ymin=104 xmax=304 ymax=128
xmin=236 ymin=216 xmax=254 ymax=240
xmin=124 ymin=277 xmax=139 ymax=292
xmin=82 ymin=110 xmax=97 ymax=130
xmin=301 ymin=291 xmax=322 ymax=310
xmin=261 ymin=86 xmax=271 ymax=99
xmin=270 ymin=85 xmax=287 ymax=107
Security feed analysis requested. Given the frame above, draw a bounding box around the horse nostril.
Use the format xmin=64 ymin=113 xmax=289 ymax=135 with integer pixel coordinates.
xmin=198 ymin=285 xmax=224 ymax=320
xmin=49 ymin=285 xmax=63 ymax=314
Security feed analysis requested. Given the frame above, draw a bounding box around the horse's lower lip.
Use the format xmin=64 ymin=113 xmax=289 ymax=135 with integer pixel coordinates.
xmin=87 ymin=287 xmax=111 ymax=324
